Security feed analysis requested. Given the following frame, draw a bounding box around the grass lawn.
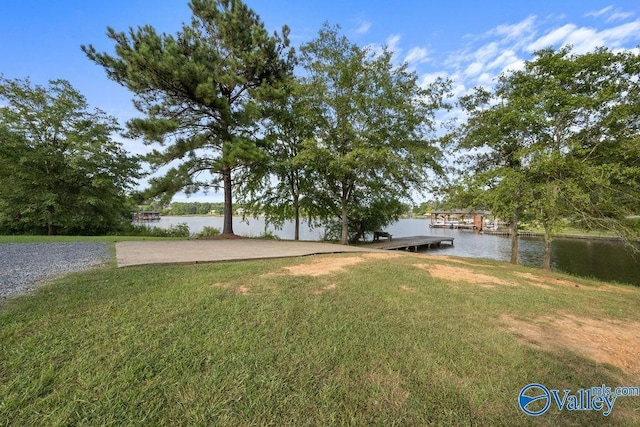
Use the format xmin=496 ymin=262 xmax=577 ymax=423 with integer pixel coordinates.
xmin=1 ymin=251 xmax=639 ymax=425
xmin=0 ymin=235 xmax=185 ymax=244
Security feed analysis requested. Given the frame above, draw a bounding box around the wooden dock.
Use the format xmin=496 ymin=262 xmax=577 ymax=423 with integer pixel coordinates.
xmin=364 ymin=235 xmax=454 ymax=252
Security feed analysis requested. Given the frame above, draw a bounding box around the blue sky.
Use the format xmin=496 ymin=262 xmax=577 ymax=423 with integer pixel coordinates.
xmin=1 ymin=1 xmax=639 ymax=201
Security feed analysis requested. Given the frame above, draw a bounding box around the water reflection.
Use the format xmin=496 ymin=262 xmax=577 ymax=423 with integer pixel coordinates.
xmin=387 ymin=220 xmax=639 ymax=286
xmin=148 ymin=216 xmax=640 ymax=286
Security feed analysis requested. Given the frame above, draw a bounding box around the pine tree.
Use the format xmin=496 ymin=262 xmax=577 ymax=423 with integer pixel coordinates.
xmin=83 ymin=0 xmax=293 ymax=235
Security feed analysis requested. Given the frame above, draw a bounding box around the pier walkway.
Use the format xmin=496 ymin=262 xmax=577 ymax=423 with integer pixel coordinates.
xmin=364 ymin=235 xmax=454 ymax=252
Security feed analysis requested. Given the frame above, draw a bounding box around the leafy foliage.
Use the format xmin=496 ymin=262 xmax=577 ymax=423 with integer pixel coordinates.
xmin=450 ymin=47 xmax=640 ymax=268
xmin=297 ymin=25 xmax=450 ymax=243
xmin=0 ymin=76 xmax=139 ymax=235
xmin=82 ymin=0 xmax=294 ymax=235
xmin=192 ymin=225 xmax=221 ymax=238
xmin=235 ymin=75 xmax=318 ymax=240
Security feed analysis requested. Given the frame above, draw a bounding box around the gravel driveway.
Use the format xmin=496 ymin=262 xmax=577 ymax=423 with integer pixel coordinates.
xmin=0 ymin=242 xmax=111 ymax=298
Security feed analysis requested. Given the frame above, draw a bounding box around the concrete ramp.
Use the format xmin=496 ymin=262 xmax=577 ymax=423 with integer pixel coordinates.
xmin=115 ymin=239 xmax=380 ymax=267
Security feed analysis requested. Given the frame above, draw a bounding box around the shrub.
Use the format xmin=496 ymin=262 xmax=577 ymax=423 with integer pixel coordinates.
xmin=193 ymin=226 xmax=221 ymax=239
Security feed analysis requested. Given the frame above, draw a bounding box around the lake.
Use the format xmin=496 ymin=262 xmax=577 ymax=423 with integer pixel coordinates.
xmin=143 ymin=216 xmax=640 ymax=286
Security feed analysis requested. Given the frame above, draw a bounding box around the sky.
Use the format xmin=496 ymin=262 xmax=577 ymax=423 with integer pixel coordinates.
xmin=1 ymin=0 xmax=639 ymax=202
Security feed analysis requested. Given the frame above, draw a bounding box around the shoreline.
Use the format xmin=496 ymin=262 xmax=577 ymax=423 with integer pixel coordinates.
xmin=481 ymin=230 xmax=629 ymax=242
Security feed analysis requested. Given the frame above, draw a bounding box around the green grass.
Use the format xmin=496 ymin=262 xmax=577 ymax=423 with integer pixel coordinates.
xmin=1 ymin=253 xmax=639 ymax=425
xmin=0 ymin=235 xmax=186 ymax=243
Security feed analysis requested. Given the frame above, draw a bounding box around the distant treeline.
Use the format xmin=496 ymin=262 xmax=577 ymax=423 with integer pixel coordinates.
xmin=165 ymin=201 xmax=432 ymax=217
xmin=164 ymin=202 xmax=226 ymax=216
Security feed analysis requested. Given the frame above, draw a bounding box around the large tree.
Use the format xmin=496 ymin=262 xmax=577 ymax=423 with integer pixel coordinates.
xmin=82 ymin=0 xmax=293 ymax=235
xmin=236 ymin=75 xmax=318 ymax=240
xmin=452 ymin=84 xmax=535 ymax=264
xmin=300 ymin=25 xmax=449 ymax=244
xmin=0 ymin=76 xmax=139 ymax=235
xmin=452 ymin=47 xmax=640 ymax=269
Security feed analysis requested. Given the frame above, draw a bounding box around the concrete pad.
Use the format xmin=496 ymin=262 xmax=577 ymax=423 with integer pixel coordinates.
xmin=115 ymin=239 xmax=382 ymax=267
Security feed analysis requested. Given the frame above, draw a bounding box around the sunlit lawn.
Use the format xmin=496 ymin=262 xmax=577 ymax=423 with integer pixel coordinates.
xmin=1 ymin=251 xmax=639 ymax=425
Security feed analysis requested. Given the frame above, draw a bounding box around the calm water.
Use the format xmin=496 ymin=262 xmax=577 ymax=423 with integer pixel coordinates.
xmin=146 ymin=216 xmax=640 ymax=286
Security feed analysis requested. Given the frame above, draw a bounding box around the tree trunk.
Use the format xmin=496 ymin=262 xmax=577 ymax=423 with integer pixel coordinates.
xmin=222 ymin=165 xmax=234 ymax=235
xmin=509 ymin=208 xmax=519 ymax=264
xmin=340 ymin=199 xmax=348 ymax=245
xmin=542 ymin=225 xmax=552 ymax=271
xmin=293 ymin=196 xmax=300 ymax=241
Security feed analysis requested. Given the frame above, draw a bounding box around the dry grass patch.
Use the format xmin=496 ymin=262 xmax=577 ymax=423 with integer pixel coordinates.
xmin=210 ymin=282 xmax=252 ymax=295
xmin=234 ymin=285 xmax=250 ymax=295
xmin=503 ymin=314 xmax=640 ymax=379
xmin=283 ymin=256 xmax=364 ymax=277
xmin=366 ymin=368 xmax=409 ymax=411
xmin=513 ymin=272 xmax=579 ymax=289
xmin=422 ymin=255 xmax=488 ymax=268
xmin=513 ymin=272 xmax=638 ymax=293
xmin=361 ymin=252 xmax=402 ymax=260
xmin=415 ymin=263 xmax=516 ymax=288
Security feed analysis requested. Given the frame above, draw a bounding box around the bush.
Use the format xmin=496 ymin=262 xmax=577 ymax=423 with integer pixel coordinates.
xmin=193 ymin=226 xmax=221 ymax=239
xmin=120 ymin=222 xmax=190 ymax=237
xmin=258 ymin=231 xmax=280 ymax=240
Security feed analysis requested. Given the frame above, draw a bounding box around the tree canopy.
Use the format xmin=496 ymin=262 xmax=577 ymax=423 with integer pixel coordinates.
xmin=82 ymin=0 xmax=294 ymax=236
xmin=296 ymin=25 xmax=450 ymax=244
xmin=0 ymin=76 xmax=139 ymax=235
xmin=449 ymin=47 xmax=640 ymax=268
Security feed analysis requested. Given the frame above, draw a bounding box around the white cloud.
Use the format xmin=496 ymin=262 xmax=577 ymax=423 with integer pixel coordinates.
xmin=355 ymin=20 xmax=372 ymax=35
xmin=405 ymin=46 xmax=431 ymax=64
xmin=585 ymin=6 xmax=635 ymax=23
xmin=586 ymin=6 xmax=613 ymax=18
xmin=419 ymin=71 xmax=449 ymax=88
xmin=464 ymin=61 xmax=484 ymax=77
xmin=491 ymin=15 xmax=537 ymax=41
xmin=386 ymin=34 xmax=401 ymax=52
xmin=488 ymin=50 xmax=524 ymax=75
xmin=474 ymin=42 xmax=500 ymax=63
xmin=607 ymin=11 xmax=635 ymax=22
xmin=599 ymin=19 xmax=640 ymax=44
xmin=527 ymin=19 xmax=640 ymax=54
xmin=477 ymin=72 xmax=495 ymax=87
xmin=386 ymin=34 xmax=402 ymax=63
xmin=527 ymin=24 xmax=577 ymax=51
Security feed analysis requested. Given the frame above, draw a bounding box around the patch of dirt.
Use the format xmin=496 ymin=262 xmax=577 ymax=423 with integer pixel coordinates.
xmin=503 ymin=314 xmax=640 ymax=379
xmin=421 ymin=255 xmax=488 ymax=268
xmin=362 ymin=252 xmax=402 ymax=260
xmin=513 ymin=272 xmax=579 ymax=289
xmin=513 ymin=272 xmax=638 ymax=293
xmin=415 ymin=264 xmax=516 ymax=288
xmin=234 ymin=285 xmax=250 ymax=295
xmin=284 ymin=256 xmax=364 ymax=277
xmin=513 ymin=272 xmax=556 ymax=290
xmin=210 ymin=282 xmax=250 ymax=295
